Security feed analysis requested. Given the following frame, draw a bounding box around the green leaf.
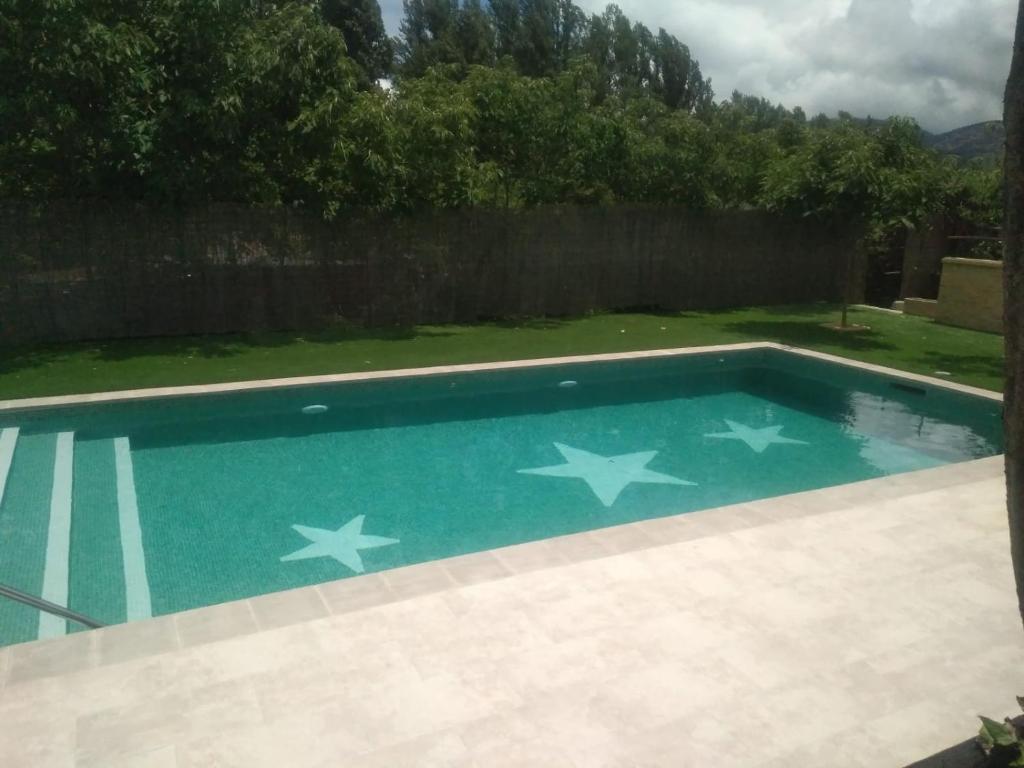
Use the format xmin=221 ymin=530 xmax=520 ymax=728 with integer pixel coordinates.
xmin=980 ymin=716 xmax=1018 ymax=748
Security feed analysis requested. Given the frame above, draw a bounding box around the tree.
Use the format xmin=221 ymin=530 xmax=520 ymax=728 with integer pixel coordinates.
xmin=490 ymin=0 xmax=519 ymax=60
xmin=652 ymin=30 xmax=692 ymax=110
xmin=455 ymin=0 xmax=495 ymax=66
xmin=553 ymin=0 xmax=586 ymax=69
xmin=395 ymin=0 xmax=459 ymax=76
xmin=392 ymin=69 xmax=480 ymax=208
xmin=515 ymin=0 xmax=559 ymax=76
xmin=0 ymin=0 xmax=361 ymax=211
xmin=0 ymin=0 xmax=157 ymax=199
xmin=322 ymin=0 xmax=394 ymax=82
xmin=1004 ymin=0 xmax=1024 ymax=627
xmin=396 ymin=0 xmax=498 ymax=76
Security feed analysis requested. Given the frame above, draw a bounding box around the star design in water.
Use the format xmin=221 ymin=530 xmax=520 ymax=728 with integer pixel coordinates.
xmin=280 ymin=515 xmax=399 ymax=573
xmin=704 ymin=420 xmax=808 ymax=454
xmin=518 ymin=443 xmax=695 ymax=507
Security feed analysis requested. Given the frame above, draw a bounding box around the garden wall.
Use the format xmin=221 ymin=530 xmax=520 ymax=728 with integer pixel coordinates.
xmin=936 ymin=257 xmax=1003 ymax=334
xmin=0 ymin=202 xmax=861 ymax=344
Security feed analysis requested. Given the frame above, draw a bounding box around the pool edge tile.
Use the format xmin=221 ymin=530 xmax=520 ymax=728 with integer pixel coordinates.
xmin=441 ymin=551 xmax=514 ymax=586
xmin=492 ymin=539 xmax=571 ymax=575
xmin=249 ymin=585 xmax=330 ymax=631
xmin=0 ymin=645 xmax=9 ymax=690
xmin=318 ymin=572 xmax=397 ymax=614
xmin=383 ymin=562 xmax=458 ymax=600
xmin=5 ymin=629 xmax=98 ymax=686
xmin=97 ymin=615 xmax=180 ymax=667
xmin=0 ymin=342 xmax=778 ymax=412
xmin=174 ymin=599 xmax=259 ymax=649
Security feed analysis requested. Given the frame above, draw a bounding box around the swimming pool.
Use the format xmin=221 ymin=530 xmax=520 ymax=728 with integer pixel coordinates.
xmin=0 ymin=345 xmax=1003 ymax=646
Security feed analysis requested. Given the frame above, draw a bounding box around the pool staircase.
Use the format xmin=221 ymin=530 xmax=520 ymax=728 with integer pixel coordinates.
xmin=0 ymin=427 xmax=150 ymax=646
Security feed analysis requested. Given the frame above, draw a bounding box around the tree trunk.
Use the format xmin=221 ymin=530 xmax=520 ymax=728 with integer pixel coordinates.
xmin=1003 ymin=0 xmax=1024 ymax=627
xmin=841 ymin=244 xmax=852 ymax=328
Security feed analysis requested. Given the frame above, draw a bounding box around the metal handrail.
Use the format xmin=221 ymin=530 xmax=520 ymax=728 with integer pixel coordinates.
xmin=0 ymin=583 xmax=105 ymax=629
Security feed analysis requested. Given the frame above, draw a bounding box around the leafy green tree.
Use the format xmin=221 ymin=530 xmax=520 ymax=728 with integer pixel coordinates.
xmin=455 ymin=0 xmax=496 ymax=66
xmin=759 ymin=118 xmax=940 ymax=229
xmin=619 ymin=97 xmax=715 ymax=207
xmin=397 ymin=0 xmax=500 ymax=75
xmin=336 ymin=89 xmax=405 ymax=210
xmin=651 ymin=30 xmax=693 ymax=110
xmin=514 ymin=0 xmax=559 ymax=76
xmin=392 ymin=68 xmax=480 ymax=207
xmin=322 ymin=0 xmax=394 ymax=82
xmin=143 ymin=1 xmax=359 ymax=213
xmin=462 ymin=64 xmax=540 ymax=206
xmin=0 ymin=0 xmax=1002 ymax=238
xmin=524 ymin=61 xmax=627 ymax=204
xmin=0 ymin=0 xmax=157 ymax=198
xmin=395 ymin=0 xmax=460 ymax=76
xmin=553 ymin=0 xmax=587 ymax=69
xmin=582 ymin=11 xmax=614 ymax=100
xmin=489 ymin=0 xmax=519 ymax=59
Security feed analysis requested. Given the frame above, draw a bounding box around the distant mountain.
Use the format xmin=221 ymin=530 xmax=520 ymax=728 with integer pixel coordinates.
xmin=921 ymin=121 xmax=1004 ymax=161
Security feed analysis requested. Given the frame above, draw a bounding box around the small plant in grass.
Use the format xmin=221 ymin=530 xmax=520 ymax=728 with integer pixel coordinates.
xmin=978 ymin=701 xmax=1024 ymax=767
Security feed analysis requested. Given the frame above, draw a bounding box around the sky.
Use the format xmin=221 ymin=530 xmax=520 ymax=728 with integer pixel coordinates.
xmin=380 ymin=0 xmax=1018 ymax=133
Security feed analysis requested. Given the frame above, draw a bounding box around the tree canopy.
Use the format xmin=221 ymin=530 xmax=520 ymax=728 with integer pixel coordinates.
xmin=0 ymin=0 xmax=1002 ymax=243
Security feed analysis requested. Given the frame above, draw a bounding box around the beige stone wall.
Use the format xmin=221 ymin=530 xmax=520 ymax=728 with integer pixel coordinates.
xmin=903 ymin=297 xmax=938 ymax=319
xmin=936 ymin=257 xmax=1003 ymax=334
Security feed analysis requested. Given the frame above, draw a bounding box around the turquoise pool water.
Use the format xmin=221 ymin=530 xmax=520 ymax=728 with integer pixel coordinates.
xmin=0 ymin=349 xmax=1003 ymax=645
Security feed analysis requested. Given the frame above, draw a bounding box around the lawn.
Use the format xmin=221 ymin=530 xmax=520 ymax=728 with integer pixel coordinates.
xmin=0 ymin=304 xmax=1004 ymax=400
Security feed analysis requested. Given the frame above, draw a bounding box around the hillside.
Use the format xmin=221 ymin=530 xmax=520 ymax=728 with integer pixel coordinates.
xmin=922 ymin=120 xmax=1004 ymax=161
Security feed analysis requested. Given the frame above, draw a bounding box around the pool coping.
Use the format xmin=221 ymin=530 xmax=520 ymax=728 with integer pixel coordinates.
xmin=0 ymin=341 xmax=1002 ymax=413
xmin=0 ymin=452 xmax=1005 ymax=688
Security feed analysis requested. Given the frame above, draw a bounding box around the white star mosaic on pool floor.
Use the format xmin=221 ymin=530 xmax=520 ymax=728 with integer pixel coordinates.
xmin=281 ymin=515 xmax=399 ymax=573
xmin=704 ymin=420 xmax=808 ymax=454
xmin=518 ymin=443 xmax=695 ymax=507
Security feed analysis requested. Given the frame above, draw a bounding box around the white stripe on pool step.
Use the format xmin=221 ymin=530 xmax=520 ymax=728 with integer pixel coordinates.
xmin=114 ymin=437 xmax=152 ymax=621
xmin=39 ymin=431 xmax=74 ymax=639
xmin=0 ymin=427 xmax=18 ymax=508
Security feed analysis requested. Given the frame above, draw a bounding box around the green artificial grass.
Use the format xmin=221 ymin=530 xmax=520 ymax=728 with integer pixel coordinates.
xmin=0 ymin=304 xmax=1005 ymax=400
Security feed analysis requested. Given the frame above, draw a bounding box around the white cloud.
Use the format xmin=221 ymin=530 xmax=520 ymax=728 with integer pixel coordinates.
xmin=380 ymin=0 xmax=1019 ymax=132
xmin=600 ymin=0 xmax=1018 ymax=131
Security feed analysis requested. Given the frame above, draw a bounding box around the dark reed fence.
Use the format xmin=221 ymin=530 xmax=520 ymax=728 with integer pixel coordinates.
xmin=0 ymin=202 xmax=860 ymax=343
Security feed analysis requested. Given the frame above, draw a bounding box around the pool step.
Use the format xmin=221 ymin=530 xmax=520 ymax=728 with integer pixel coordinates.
xmin=0 ymin=431 xmax=64 ymax=644
xmin=38 ymin=432 xmax=74 ymax=639
xmin=113 ymin=437 xmax=152 ymax=622
xmin=0 ymin=427 xmax=18 ymax=507
xmin=0 ymin=431 xmax=151 ymax=646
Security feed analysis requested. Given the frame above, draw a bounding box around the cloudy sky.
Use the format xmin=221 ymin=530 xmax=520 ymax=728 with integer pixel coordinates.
xmin=381 ymin=0 xmax=1018 ymax=133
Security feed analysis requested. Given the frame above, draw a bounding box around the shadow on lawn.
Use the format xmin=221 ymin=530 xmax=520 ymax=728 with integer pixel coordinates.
xmin=622 ymin=303 xmax=836 ymax=321
xmin=917 ymin=351 xmax=1005 ymax=383
xmin=721 ymin=319 xmax=896 ymax=352
xmin=489 ymin=317 xmax=567 ymax=331
xmin=0 ymin=324 xmax=460 ymax=376
xmin=743 ymin=302 xmax=840 ymax=317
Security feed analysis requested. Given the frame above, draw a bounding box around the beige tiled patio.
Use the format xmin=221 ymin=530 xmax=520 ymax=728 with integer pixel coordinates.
xmin=0 ymin=455 xmax=1020 ymax=768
